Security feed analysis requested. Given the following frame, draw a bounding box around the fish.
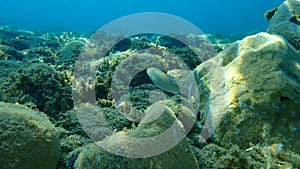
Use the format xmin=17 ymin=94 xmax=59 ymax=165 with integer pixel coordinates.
xmin=147 ymin=67 xmax=180 ymax=94
xmin=146 ymin=67 xmax=197 ymax=108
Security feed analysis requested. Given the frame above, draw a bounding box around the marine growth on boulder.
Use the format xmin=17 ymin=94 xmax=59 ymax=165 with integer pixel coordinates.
xmin=1 ymin=1 xmax=300 ymax=168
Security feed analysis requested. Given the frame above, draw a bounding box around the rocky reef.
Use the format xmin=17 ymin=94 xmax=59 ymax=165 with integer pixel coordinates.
xmin=0 ymin=1 xmax=300 ymax=168
xmin=0 ymin=61 xmax=73 ymax=118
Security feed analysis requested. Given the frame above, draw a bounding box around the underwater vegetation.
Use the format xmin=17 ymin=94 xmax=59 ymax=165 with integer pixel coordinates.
xmin=0 ymin=0 xmax=300 ymax=169
xmin=0 ymin=102 xmax=60 ymax=169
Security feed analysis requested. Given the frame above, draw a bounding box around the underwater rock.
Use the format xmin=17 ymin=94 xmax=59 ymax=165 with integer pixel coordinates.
xmin=74 ymin=101 xmax=198 ymax=169
xmin=196 ymin=144 xmax=264 ymax=168
xmin=55 ymin=109 xmax=86 ymax=136
xmin=0 ymin=62 xmax=73 ymax=118
xmin=108 ymin=52 xmax=197 ymax=105
xmin=266 ymin=0 xmax=300 ymax=50
xmin=0 ymin=44 xmax=23 ymax=60
xmin=54 ymin=110 xmax=93 ymax=168
xmin=196 ymin=143 xmax=299 ymax=168
xmin=74 ymin=33 xmax=215 ymax=106
xmin=264 ymin=7 xmax=278 ymax=20
xmin=54 ymin=40 xmax=84 ymax=71
xmin=206 ymin=33 xmax=243 ymax=53
xmin=0 ymin=26 xmax=42 ymax=50
xmin=120 ymin=33 xmax=212 ymax=69
xmin=195 ymin=33 xmax=300 ymax=155
xmin=23 ymin=47 xmax=55 ymax=63
xmin=73 ymin=143 xmax=129 ymax=169
xmin=0 ymin=102 xmax=60 ymax=169
xmin=58 ymin=132 xmax=92 ymax=169
xmin=0 ymin=60 xmax=23 ymax=79
xmin=73 ymin=50 xmax=190 ymax=106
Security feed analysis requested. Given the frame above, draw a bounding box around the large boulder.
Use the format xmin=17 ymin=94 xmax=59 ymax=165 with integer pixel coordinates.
xmin=74 ymin=101 xmax=199 ymax=169
xmin=266 ymin=0 xmax=300 ymax=50
xmin=195 ymin=32 xmax=300 ymax=154
xmin=0 ymin=102 xmax=60 ymax=169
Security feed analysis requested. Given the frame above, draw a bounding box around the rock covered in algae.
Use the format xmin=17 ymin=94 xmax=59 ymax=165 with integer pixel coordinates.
xmin=266 ymin=0 xmax=300 ymax=50
xmin=195 ymin=32 xmax=300 ymax=155
xmin=196 ymin=143 xmax=300 ymax=168
xmin=0 ymin=61 xmax=73 ymax=118
xmin=196 ymin=144 xmax=264 ymax=168
xmin=73 ymin=33 xmax=215 ymax=107
xmin=0 ymin=102 xmax=60 ymax=169
xmin=74 ymin=101 xmax=199 ymax=169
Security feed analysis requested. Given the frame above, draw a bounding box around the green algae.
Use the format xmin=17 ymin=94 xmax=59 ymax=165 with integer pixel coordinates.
xmin=0 ymin=102 xmax=60 ymax=169
xmin=0 ymin=62 xmax=73 ymax=118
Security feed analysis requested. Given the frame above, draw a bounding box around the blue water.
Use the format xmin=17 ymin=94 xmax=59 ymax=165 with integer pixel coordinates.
xmin=0 ymin=0 xmax=283 ymax=34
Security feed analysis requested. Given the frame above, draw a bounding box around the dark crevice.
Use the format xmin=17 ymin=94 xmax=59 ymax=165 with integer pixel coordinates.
xmin=280 ymin=96 xmax=290 ymax=102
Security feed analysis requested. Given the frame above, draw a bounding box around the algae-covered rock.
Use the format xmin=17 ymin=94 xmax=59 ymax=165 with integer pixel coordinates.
xmin=54 ymin=109 xmax=93 ymax=168
xmin=267 ymin=0 xmax=300 ymax=50
xmin=196 ymin=144 xmax=264 ymax=168
xmin=73 ymin=33 xmax=215 ymax=107
xmin=73 ymin=50 xmax=192 ymax=106
xmin=74 ymin=101 xmax=198 ymax=169
xmin=54 ymin=40 xmax=84 ymax=71
xmin=197 ymin=143 xmax=300 ymax=168
xmin=0 ymin=62 xmax=73 ymax=117
xmin=0 ymin=102 xmax=60 ymax=169
xmin=73 ymin=143 xmax=129 ymax=169
xmin=58 ymin=133 xmax=92 ymax=169
xmin=0 ymin=44 xmax=23 ymax=60
xmin=55 ymin=109 xmax=86 ymax=136
xmin=195 ymin=32 xmax=300 ymax=155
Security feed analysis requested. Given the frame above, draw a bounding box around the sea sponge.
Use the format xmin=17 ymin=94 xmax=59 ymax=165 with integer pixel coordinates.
xmin=0 ymin=102 xmax=60 ymax=169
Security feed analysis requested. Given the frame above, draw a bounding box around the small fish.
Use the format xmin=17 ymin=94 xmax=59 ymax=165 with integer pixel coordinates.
xmin=147 ymin=67 xmax=180 ymax=94
xmin=147 ymin=67 xmax=197 ymax=106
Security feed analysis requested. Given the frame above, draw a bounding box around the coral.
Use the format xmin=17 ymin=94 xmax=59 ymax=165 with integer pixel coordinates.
xmin=99 ymin=107 xmax=132 ymax=131
xmin=0 ymin=102 xmax=60 ymax=169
